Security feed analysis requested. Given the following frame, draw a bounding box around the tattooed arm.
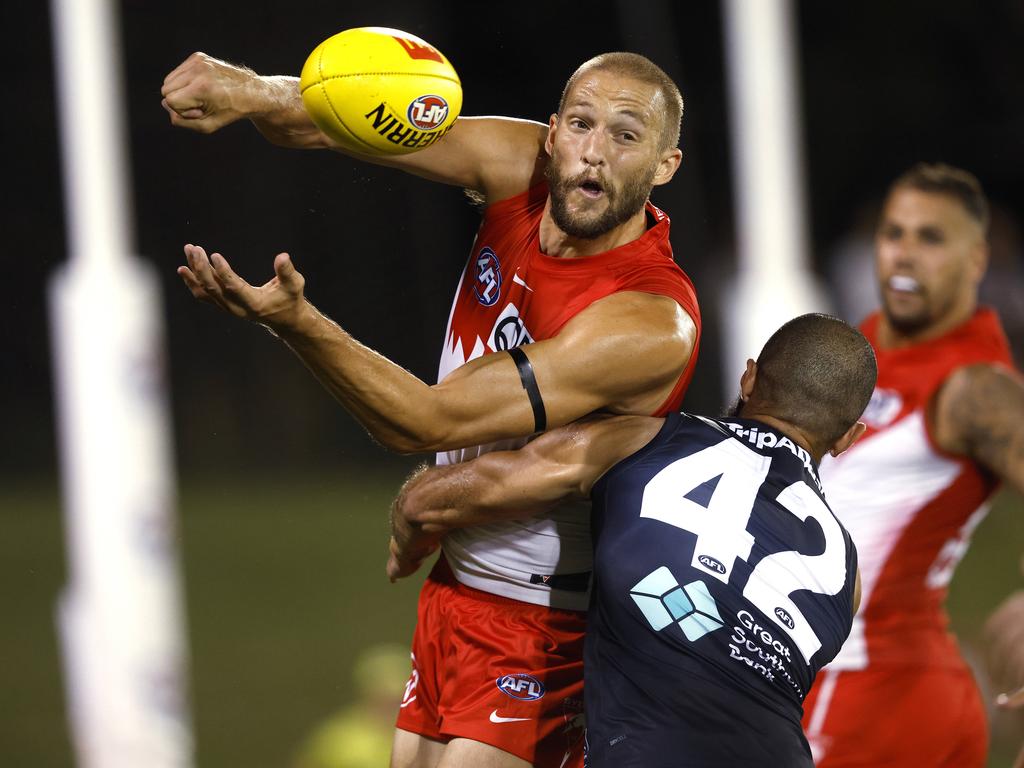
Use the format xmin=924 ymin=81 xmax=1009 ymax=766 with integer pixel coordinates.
xmin=933 ymin=363 xmax=1024 ymax=726
xmin=932 ymin=363 xmax=1024 ymax=493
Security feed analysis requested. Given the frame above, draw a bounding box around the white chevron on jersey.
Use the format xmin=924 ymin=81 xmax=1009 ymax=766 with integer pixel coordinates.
xmin=820 ymin=409 xmax=961 ymax=669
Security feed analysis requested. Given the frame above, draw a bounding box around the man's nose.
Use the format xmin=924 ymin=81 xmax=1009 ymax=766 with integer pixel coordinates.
xmin=580 ymin=131 xmax=607 ymax=167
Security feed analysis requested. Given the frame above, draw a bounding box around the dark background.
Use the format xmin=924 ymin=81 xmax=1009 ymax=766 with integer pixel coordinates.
xmin=7 ymin=0 xmax=1023 ymax=479
xmin=2 ymin=1 xmax=1023 ymax=766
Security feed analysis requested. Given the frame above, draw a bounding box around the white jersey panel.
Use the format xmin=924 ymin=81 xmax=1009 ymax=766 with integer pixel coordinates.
xmin=819 ymin=410 xmax=959 ymax=669
xmin=434 ymin=277 xmax=592 ymax=610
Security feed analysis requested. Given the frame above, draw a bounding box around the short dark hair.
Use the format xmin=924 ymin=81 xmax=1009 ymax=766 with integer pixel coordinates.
xmin=751 ymin=314 xmax=877 ymax=451
xmin=890 ymin=162 xmax=990 ymax=231
xmin=558 ymin=52 xmax=684 ymax=151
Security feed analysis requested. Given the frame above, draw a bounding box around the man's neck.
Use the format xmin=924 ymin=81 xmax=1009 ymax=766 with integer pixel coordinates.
xmin=736 ymin=409 xmax=823 ymax=463
xmin=537 ymin=199 xmax=648 ymax=258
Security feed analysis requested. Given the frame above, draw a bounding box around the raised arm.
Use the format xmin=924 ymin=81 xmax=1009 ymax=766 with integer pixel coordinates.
xmin=386 ymin=415 xmax=662 ymax=579
xmin=932 ymin=362 xmax=1024 ymax=494
xmin=161 ymin=52 xmax=548 ymax=200
xmin=179 ymin=245 xmax=695 ymax=454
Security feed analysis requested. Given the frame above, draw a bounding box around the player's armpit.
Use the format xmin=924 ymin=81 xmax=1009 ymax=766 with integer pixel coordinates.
xmin=932 ymin=363 xmax=1024 ymax=494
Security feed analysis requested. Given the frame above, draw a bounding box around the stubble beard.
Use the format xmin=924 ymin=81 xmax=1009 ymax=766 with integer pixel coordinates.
xmin=882 ymin=284 xmax=950 ymax=337
xmin=545 ymin=158 xmax=655 ymax=240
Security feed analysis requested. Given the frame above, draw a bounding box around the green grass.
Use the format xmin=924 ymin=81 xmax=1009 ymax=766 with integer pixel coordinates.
xmin=1 ymin=475 xmax=1020 ymax=766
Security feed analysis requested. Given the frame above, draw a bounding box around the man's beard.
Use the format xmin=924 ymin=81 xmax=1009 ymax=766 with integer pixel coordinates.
xmin=884 ymin=310 xmax=933 ymax=336
xmin=545 ymin=159 xmax=655 ymax=239
xmin=881 ymin=285 xmax=947 ymax=337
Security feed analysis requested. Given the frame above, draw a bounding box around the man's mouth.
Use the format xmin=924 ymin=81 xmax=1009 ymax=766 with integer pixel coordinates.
xmin=576 ymin=178 xmax=605 ymax=198
xmin=888 ymin=275 xmax=921 ymax=293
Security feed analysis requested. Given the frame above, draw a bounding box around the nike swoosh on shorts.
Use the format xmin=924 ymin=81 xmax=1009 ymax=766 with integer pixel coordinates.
xmin=489 ymin=710 xmax=531 ymax=723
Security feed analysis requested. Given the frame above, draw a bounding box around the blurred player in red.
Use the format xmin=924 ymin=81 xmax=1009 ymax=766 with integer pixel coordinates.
xmin=166 ymin=51 xmax=700 ymax=768
xmin=802 ymin=163 xmax=1024 ymax=767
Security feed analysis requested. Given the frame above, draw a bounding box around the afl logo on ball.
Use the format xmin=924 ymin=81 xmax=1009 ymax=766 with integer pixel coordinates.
xmin=473 ymin=247 xmax=502 ymax=306
xmin=408 ymin=94 xmax=450 ymax=130
xmin=496 ymin=673 xmax=546 ymax=701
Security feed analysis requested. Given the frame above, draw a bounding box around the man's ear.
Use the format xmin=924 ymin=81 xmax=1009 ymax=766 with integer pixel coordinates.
xmin=651 ymin=147 xmax=683 ymax=186
xmin=739 ymin=359 xmax=757 ymax=402
xmin=968 ymin=240 xmax=989 ymax=286
xmin=544 ymin=114 xmax=558 ymax=156
xmin=829 ymin=421 xmax=867 ymax=458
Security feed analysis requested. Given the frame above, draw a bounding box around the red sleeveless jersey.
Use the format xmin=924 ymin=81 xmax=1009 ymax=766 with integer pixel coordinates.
xmin=819 ymin=307 xmax=1013 ymax=668
xmin=436 ymin=183 xmax=702 ymax=609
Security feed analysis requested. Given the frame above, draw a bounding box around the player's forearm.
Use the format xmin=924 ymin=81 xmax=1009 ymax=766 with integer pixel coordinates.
xmin=244 ymin=75 xmax=337 ymax=149
xmin=273 ymin=303 xmax=450 ymax=453
xmin=399 ymin=443 xmax=586 ymax=531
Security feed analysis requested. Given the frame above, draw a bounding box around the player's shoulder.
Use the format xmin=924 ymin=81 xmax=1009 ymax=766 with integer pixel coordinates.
xmin=578 ymin=290 xmax=695 ymax=335
xmin=931 ymin=361 xmax=1023 ymax=455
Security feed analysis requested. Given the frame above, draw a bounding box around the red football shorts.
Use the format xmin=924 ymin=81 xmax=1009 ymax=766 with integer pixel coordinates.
xmin=395 ymin=556 xmax=587 ymax=767
xmin=802 ymin=664 xmax=988 ymax=767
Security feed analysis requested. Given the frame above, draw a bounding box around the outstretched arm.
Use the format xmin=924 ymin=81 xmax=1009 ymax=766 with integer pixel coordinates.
xmin=385 ymin=415 xmax=663 ymax=580
xmin=179 ymin=245 xmax=695 ymax=454
xmin=161 ymin=52 xmax=548 ymax=201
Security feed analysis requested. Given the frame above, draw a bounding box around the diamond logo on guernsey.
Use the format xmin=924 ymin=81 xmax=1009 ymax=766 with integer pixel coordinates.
xmin=630 ymin=566 xmax=724 ymax=641
xmin=496 ymin=673 xmax=546 ymax=701
xmin=473 ymin=247 xmax=502 ymax=306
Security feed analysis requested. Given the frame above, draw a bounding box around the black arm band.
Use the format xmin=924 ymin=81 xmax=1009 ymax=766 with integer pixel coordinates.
xmin=508 ymin=346 xmax=547 ymax=433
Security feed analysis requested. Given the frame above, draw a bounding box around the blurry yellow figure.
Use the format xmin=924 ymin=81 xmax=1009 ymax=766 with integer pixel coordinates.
xmin=292 ymin=643 xmax=411 ymax=768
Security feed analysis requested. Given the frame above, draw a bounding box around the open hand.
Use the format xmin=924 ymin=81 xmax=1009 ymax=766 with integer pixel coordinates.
xmin=178 ymin=244 xmax=307 ymax=333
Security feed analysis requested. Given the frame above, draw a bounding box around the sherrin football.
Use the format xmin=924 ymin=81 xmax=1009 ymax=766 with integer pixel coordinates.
xmin=299 ymin=27 xmax=462 ymax=156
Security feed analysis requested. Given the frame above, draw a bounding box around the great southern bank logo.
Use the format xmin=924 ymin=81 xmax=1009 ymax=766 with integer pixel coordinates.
xmin=496 ymin=673 xmax=546 ymax=701
xmin=473 ymin=247 xmax=501 ymax=306
xmin=630 ymin=566 xmax=724 ymax=642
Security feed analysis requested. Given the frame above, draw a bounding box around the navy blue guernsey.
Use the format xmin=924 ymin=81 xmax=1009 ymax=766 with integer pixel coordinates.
xmin=584 ymin=413 xmax=858 ymax=767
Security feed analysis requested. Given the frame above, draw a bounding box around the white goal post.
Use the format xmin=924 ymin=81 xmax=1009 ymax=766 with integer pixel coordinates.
xmin=48 ymin=0 xmax=194 ymax=766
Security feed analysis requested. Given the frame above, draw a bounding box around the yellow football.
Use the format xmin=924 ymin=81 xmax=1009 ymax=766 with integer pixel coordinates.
xmin=299 ymin=27 xmax=462 ymax=156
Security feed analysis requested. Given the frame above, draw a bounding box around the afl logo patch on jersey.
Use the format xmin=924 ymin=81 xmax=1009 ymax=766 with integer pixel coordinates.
xmin=473 ymin=247 xmax=502 ymax=306
xmin=496 ymin=673 xmax=546 ymax=701
xmin=698 ymin=554 xmax=727 ymax=575
xmin=775 ymin=607 xmax=796 ymax=630
xmin=407 ymin=94 xmax=449 ymax=130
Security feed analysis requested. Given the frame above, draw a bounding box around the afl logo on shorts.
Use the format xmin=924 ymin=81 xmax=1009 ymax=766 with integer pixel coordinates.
xmin=496 ymin=673 xmax=546 ymax=701
xmin=473 ymin=247 xmax=502 ymax=306
xmin=407 ymin=94 xmax=449 ymax=130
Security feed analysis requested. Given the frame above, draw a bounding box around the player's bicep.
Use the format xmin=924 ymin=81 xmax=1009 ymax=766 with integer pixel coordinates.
xmin=934 ymin=363 xmax=1024 ymax=494
xmin=528 ymin=292 xmax=697 ymax=423
xmin=428 ymin=293 xmax=694 ymax=449
xmin=365 ymin=116 xmax=548 ymax=197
